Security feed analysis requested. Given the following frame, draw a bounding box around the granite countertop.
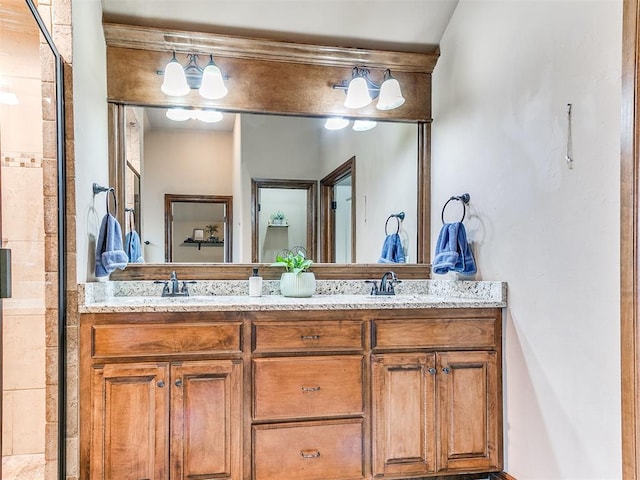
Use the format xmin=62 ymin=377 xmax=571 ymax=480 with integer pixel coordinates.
xmin=79 ymin=279 xmax=507 ymax=313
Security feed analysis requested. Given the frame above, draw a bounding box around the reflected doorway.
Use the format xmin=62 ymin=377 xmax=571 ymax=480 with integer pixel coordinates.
xmin=320 ymin=157 xmax=355 ymax=263
xmin=251 ymin=179 xmax=317 ymax=263
xmin=164 ymin=194 xmax=233 ymax=262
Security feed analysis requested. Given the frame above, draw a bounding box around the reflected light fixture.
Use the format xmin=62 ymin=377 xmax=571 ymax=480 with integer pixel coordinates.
xmin=334 ymin=67 xmax=405 ymax=111
xmin=324 ymin=117 xmax=349 ymax=130
xmin=160 ymin=52 xmax=228 ymax=100
xmin=166 ymin=108 xmax=224 ymax=123
xmin=352 ymin=120 xmax=377 ymax=131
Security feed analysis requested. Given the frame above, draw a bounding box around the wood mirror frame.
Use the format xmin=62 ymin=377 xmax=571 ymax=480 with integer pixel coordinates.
xmin=106 ymin=23 xmax=437 ymax=280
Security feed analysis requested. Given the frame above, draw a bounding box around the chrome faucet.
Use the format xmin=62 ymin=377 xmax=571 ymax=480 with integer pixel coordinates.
xmin=155 ymin=271 xmax=194 ymax=297
xmin=366 ymin=271 xmax=401 ymax=296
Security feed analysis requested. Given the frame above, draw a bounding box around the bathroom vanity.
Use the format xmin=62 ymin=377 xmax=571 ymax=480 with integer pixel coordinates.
xmin=79 ymin=281 xmax=506 ymax=480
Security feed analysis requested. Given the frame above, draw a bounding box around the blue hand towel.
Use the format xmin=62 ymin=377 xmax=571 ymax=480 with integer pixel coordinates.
xmin=95 ymin=213 xmax=128 ymax=277
xmin=125 ymin=230 xmax=144 ymax=263
xmin=433 ymin=222 xmax=477 ymax=275
xmin=378 ymin=233 xmax=405 ymax=264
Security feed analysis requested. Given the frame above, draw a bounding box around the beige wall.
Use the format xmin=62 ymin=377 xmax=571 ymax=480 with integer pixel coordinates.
xmin=141 ymin=128 xmax=234 ymax=263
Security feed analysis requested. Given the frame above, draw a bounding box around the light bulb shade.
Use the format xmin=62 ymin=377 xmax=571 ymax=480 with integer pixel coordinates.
xmin=344 ymin=76 xmax=372 ymax=109
xmin=166 ymin=108 xmax=191 ymax=121
xmin=376 ymin=77 xmax=405 ymax=110
xmin=196 ymin=110 xmax=224 ymax=123
xmin=353 ymin=120 xmax=377 ymax=131
xmin=324 ymin=117 xmax=349 ymax=130
xmin=199 ymin=62 xmax=228 ymax=100
xmin=161 ymin=58 xmax=190 ymax=96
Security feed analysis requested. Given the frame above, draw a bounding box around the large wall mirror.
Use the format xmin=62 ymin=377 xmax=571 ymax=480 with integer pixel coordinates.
xmin=106 ymin=23 xmax=436 ymax=279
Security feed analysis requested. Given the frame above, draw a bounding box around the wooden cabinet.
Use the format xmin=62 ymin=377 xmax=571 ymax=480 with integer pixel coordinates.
xmin=372 ymin=351 xmax=500 ymax=477
xmin=371 ymin=310 xmax=502 ymax=478
xmin=90 ymin=363 xmax=170 ymax=480
xmin=81 ymin=308 xmax=502 ymax=480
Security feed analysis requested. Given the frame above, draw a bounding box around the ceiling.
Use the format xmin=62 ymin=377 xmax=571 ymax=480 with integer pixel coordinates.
xmin=100 ymin=0 xmax=459 ymax=53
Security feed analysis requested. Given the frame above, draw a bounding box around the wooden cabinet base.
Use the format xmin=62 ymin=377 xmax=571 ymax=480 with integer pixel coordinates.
xmin=81 ymin=308 xmax=502 ymax=480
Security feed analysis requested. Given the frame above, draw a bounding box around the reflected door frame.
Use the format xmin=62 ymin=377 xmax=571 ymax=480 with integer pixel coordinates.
xmin=164 ymin=194 xmax=233 ymax=262
xmin=320 ymin=157 xmax=356 ymax=263
xmin=251 ymin=178 xmax=317 ymax=263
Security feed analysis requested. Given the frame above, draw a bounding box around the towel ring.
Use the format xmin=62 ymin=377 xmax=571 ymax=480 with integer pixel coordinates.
xmin=92 ymin=183 xmax=117 ymax=215
xmin=441 ymin=193 xmax=470 ymax=224
xmin=385 ymin=212 xmax=405 ymax=235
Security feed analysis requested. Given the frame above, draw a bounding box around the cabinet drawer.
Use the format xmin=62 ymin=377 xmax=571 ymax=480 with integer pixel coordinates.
xmin=91 ymin=322 xmax=242 ymax=358
xmin=373 ymin=316 xmax=497 ymax=350
xmin=253 ymin=419 xmax=364 ymax=480
xmin=253 ymin=356 xmax=363 ymax=420
xmin=252 ymin=321 xmax=364 ymax=352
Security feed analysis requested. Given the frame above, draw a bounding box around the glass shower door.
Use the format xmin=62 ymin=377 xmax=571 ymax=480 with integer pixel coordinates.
xmin=0 ymin=1 xmax=62 ymax=478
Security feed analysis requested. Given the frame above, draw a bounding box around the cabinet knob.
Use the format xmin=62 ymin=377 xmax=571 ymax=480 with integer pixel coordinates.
xmin=301 ymin=386 xmax=321 ymax=392
xmin=300 ymin=449 xmax=321 ymax=459
xmin=157 ymin=380 xmax=165 ymax=388
xmin=428 ymin=367 xmax=437 ymax=375
xmin=175 ymin=379 xmax=183 ymax=387
xmin=442 ymin=367 xmax=451 ymax=374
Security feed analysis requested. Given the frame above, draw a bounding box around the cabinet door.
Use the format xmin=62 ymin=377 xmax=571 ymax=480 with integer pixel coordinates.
xmin=437 ymin=351 xmax=501 ymax=472
xmin=371 ymin=353 xmax=437 ymax=477
xmin=91 ymin=363 xmax=170 ymax=480
xmin=171 ymin=360 xmax=242 ymax=480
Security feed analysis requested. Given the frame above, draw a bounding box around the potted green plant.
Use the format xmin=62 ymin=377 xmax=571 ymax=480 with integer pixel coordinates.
xmin=269 ymin=211 xmax=286 ymax=225
xmin=271 ymin=250 xmax=315 ymax=297
xmin=205 ymin=223 xmax=219 ymax=242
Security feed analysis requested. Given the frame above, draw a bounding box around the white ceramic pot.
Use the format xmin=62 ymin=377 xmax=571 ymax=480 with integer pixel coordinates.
xmin=279 ymin=272 xmax=316 ymax=298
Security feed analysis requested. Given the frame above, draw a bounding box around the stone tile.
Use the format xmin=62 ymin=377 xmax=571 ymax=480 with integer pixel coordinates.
xmin=37 ymin=4 xmax=52 ymax=33
xmin=3 ymin=392 xmax=14 ymax=455
xmin=10 ymin=389 xmax=45 ymax=454
xmin=43 ymin=196 xmax=58 ymax=235
xmin=65 ymin=437 xmax=78 ymax=476
xmin=44 ymin=233 xmax=59 ymax=273
xmin=45 ymin=347 xmax=58 ymax=386
xmin=40 ymin=44 xmax=55 ymax=83
xmin=52 ymin=25 xmax=71 ymax=62
xmin=45 ymin=309 xmax=58 ymax=348
xmin=52 ymin=0 xmax=71 ymax=27
xmin=45 ymin=385 xmax=58 ymax=424
xmin=42 ymin=120 xmax=57 ymax=160
xmin=3 ymin=314 xmax=45 ymax=390
xmin=44 ymin=422 xmax=58 ymax=461
xmin=41 ymin=82 xmax=56 ymax=122
xmin=42 ymin=158 xmax=58 ymax=198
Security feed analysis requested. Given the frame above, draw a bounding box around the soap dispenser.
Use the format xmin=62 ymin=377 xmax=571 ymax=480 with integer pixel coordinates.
xmin=249 ymin=266 xmax=262 ymax=297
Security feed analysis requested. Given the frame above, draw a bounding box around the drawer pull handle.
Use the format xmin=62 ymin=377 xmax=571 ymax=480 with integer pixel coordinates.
xmin=442 ymin=367 xmax=451 ymax=374
xmin=301 ymin=386 xmax=321 ymax=392
xmin=428 ymin=367 xmax=437 ymax=375
xmin=157 ymin=380 xmax=165 ymax=388
xmin=301 ymin=335 xmax=320 ymax=340
xmin=175 ymin=379 xmax=183 ymax=387
xmin=300 ymin=450 xmax=321 ymax=459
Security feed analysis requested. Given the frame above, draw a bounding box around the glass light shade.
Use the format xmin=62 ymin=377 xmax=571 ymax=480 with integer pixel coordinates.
xmin=352 ymin=120 xmax=377 ymax=131
xmin=165 ymin=108 xmax=191 ymax=121
xmin=376 ymin=77 xmax=405 ymax=110
xmin=324 ymin=117 xmax=349 ymax=130
xmin=344 ymin=76 xmax=372 ymax=109
xmin=161 ymin=58 xmax=190 ymax=96
xmin=199 ymin=63 xmax=228 ymax=100
xmin=0 ymin=91 xmax=18 ymax=105
xmin=196 ymin=110 xmax=224 ymax=123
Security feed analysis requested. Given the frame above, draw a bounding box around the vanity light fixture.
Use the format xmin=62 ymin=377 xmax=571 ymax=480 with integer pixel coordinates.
xmin=161 ymin=52 xmax=228 ymax=100
xmin=166 ymin=108 xmax=224 ymax=123
xmin=334 ymin=67 xmax=405 ymax=111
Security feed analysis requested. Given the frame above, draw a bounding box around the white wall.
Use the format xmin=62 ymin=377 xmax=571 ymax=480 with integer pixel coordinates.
xmin=142 ymin=128 xmax=233 ymax=262
xmin=239 ymin=114 xmax=324 ymax=261
xmin=320 ymin=122 xmax=418 ymax=263
xmin=432 ymin=1 xmax=622 ymax=478
xmin=72 ymin=0 xmax=109 ymax=281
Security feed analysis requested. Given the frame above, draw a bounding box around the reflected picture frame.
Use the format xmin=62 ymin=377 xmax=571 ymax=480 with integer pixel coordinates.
xmin=193 ymin=228 xmax=205 ymax=242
